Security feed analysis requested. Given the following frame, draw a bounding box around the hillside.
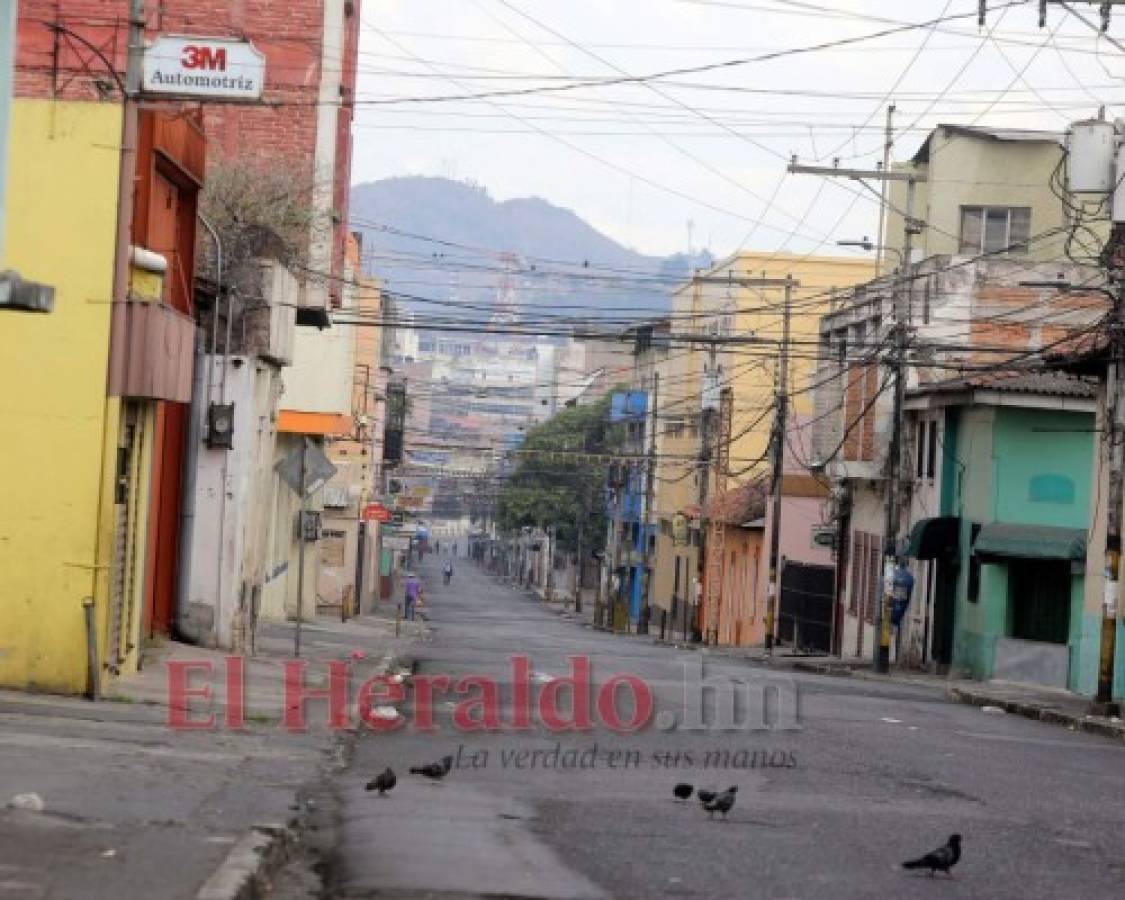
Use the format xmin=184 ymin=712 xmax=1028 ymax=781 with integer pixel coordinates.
xmin=348 ymin=177 xmax=712 ymax=321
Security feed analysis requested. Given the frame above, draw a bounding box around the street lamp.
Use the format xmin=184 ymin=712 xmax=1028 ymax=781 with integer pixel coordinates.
xmin=837 ymin=237 xmax=904 ymax=270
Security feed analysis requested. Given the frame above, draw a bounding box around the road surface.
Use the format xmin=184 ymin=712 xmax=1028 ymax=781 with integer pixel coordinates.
xmin=323 ymin=557 xmax=1125 ymax=899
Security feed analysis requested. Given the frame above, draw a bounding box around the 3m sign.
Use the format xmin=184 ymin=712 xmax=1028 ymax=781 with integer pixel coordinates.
xmin=142 ymin=36 xmax=265 ymax=100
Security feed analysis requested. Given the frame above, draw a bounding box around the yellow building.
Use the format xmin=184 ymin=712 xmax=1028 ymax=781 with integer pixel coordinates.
xmin=676 ymin=252 xmax=879 ymax=472
xmin=0 ymin=100 xmax=129 ymax=693
xmin=652 ymin=252 xmax=876 ymax=645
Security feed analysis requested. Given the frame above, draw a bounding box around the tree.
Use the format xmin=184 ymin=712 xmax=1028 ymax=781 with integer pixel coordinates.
xmin=198 ymin=157 xmax=328 ymax=296
xmin=496 ymin=394 xmax=623 ymax=550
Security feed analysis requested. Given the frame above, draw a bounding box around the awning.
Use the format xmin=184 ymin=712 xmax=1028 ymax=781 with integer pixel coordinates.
xmin=277 ymin=410 xmax=353 ymax=436
xmin=973 ymin=522 xmax=1087 ymax=562
xmin=904 ymin=516 xmax=960 ymax=559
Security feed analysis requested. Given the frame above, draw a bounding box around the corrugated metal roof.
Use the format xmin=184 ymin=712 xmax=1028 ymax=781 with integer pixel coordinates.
xmin=910 ymin=370 xmax=1097 ymax=400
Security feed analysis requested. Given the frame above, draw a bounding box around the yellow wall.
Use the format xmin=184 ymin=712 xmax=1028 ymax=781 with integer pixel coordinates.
xmin=686 ymin=253 xmax=877 ymax=474
xmin=0 ymin=100 xmax=123 ymax=693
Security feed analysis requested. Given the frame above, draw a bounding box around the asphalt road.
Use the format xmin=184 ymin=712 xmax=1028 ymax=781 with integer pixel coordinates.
xmin=327 ymin=556 xmax=1125 ymax=900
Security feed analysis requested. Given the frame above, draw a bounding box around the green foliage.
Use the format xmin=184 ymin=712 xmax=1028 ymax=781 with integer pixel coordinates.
xmin=496 ymin=394 xmax=624 ymax=550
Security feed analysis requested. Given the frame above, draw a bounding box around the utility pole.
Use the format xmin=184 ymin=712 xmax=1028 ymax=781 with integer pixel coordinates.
xmin=295 ymin=436 xmax=307 ymax=657
xmin=1096 ymin=254 xmax=1124 ymax=715
xmin=875 ymin=104 xmax=895 ymax=274
xmin=111 ymin=0 xmax=146 ymax=317
xmin=765 ymin=277 xmax=795 ymax=652
xmin=874 ymin=176 xmax=919 ymax=673
xmin=641 ymin=372 xmax=659 ymax=634
xmin=1066 ymin=117 xmax=1125 ymax=715
xmin=788 ymin=161 xmax=925 ymax=674
xmin=691 ymin=273 xmax=797 ymax=645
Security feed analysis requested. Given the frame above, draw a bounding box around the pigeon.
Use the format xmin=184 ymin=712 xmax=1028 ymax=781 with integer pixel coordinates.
xmin=410 ymin=754 xmax=454 ymax=780
xmin=703 ymin=785 xmax=738 ymax=820
xmin=365 ymin=767 xmax=396 ymax=796
xmin=673 ymin=783 xmax=693 ymax=801
xmin=903 ymin=834 xmax=962 ymax=877
xmin=697 ymin=789 xmax=717 ymax=805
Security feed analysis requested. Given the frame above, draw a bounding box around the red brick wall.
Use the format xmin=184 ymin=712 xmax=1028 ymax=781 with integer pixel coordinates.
xmin=15 ymin=0 xmax=360 ymax=295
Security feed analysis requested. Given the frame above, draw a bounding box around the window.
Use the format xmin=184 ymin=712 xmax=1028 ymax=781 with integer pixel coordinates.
xmin=915 ymin=420 xmax=938 ymax=481
xmin=959 ymin=206 xmax=1031 ymax=255
xmin=968 ymin=524 xmax=982 ymax=603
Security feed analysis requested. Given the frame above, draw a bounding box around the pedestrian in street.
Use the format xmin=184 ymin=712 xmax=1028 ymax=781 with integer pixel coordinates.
xmin=404 ymin=572 xmax=422 ymax=621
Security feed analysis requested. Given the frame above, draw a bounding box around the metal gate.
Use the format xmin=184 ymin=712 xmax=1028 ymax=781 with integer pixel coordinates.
xmin=777 ymin=561 xmax=835 ymax=654
xmin=108 ymin=403 xmax=145 ymax=671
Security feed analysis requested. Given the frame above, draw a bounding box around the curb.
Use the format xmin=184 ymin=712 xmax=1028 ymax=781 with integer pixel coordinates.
xmin=196 ymin=823 xmax=292 ymax=900
xmin=947 ymin=687 xmax=1125 ymax=742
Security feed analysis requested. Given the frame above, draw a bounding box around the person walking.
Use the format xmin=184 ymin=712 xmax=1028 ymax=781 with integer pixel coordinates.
xmin=443 ymin=560 xmax=453 ymax=585
xmin=403 ymin=572 xmax=422 ymax=621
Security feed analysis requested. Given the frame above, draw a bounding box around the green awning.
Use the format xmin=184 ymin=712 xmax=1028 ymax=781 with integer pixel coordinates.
xmin=973 ymin=522 xmax=1087 ymax=562
xmin=904 ymin=517 xmax=960 ymax=560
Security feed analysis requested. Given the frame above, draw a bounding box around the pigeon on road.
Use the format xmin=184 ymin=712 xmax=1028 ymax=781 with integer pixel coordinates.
xmin=903 ymin=834 xmax=962 ymax=877
xmin=704 ymin=786 xmax=738 ymax=820
xmin=673 ymin=783 xmax=693 ymax=801
xmin=410 ymin=754 xmax=454 ymax=780
xmin=696 ymin=789 xmax=716 ymax=805
xmin=365 ymin=767 xmax=396 ymax=796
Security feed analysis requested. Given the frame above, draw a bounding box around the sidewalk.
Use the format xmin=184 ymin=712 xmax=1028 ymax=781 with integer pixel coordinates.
xmin=0 ymin=610 xmax=419 ymax=900
xmin=497 ymin=567 xmax=1125 ymax=744
xmin=946 ymin=679 xmax=1125 ymax=741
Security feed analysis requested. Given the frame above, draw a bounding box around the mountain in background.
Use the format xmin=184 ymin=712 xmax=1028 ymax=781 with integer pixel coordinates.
xmin=348 ymin=177 xmax=713 ymax=321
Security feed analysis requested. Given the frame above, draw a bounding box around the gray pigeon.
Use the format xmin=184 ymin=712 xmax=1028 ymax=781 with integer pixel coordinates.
xmin=365 ymin=767 xmax=396 ymax=796
xmin=697 ymin=789 xmax=717 ymax=805
xmin=410 ymin=754 xmax=454 ymax=780
xmin=903 ymin=834 xmax=961 ymax=877
xmin=704 ymin=785 xmax=737 ymax=820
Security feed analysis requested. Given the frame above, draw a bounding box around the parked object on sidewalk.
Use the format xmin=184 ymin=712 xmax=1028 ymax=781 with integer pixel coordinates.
xmin=366 ymin=767 xmax=397 ymax=796
xmin=703 ymin=785 xmax=737 ymax=820
xmin=672 ymin=783 xmax=693 ymax=801
xmin=410 ymin=754 xmax=454 ymax=780
xmin=7 ymin=792 xmax=44 ymax=812
xmin=902 ymin=833 xmax=961 ymax=877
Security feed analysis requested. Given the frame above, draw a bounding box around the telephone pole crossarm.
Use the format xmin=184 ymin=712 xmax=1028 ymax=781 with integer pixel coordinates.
xmin=786 ymin=163 xmax=925 ymax=183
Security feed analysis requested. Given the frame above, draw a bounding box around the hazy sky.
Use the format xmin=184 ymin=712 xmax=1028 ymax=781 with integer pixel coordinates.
xmin=353 ymin=1 xmax=1124 ymax=259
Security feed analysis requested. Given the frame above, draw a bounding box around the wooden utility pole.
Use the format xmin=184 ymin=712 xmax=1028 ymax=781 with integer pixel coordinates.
xmin=641 ymin=372 xmax=660 ymax=634
xmin=689 ymin=273 xmax=797 ymax=645
xmin=875 ymin=104 xmax=895 ymax=274
xmin=788 ymin=160 xmax=926 ymax=673
xmin=765 ymin=278 xmax=795 ymax=652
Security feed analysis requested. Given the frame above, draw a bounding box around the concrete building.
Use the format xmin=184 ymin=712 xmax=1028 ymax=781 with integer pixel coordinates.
xmin=319 ymin=238 xmax=389 ymax=617
xmin=0 ymin=91 xmax=201 ymax=691
xmin=884 ymin=124 xmax=1076 ymax=268
xmin=903 ymin=373 xmax=1097 ymax=693
xmin=811 ymin=259 xmax=1107 ymax=665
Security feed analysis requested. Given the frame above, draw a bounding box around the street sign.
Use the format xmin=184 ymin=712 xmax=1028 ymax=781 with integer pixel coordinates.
xmin=142 ymin=36 xmax=266 ymax=100
xmin=672 ymin=513 xmax=689 ymax=546
xmin=276 ymin=438 xmax=337 ymax=497
xmin=362 ymin=502 xmax=393 ymax=523
xmin=811 ymin=526 xmax=837 ymax=550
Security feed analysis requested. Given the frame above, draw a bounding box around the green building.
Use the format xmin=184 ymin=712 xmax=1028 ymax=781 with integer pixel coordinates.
xmin=905 ymin=373 xmax=1101 ymax=694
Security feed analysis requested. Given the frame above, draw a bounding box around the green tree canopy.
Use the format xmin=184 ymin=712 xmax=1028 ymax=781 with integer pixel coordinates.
xmin=496 ymin=393 xmax=624 ymax=551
